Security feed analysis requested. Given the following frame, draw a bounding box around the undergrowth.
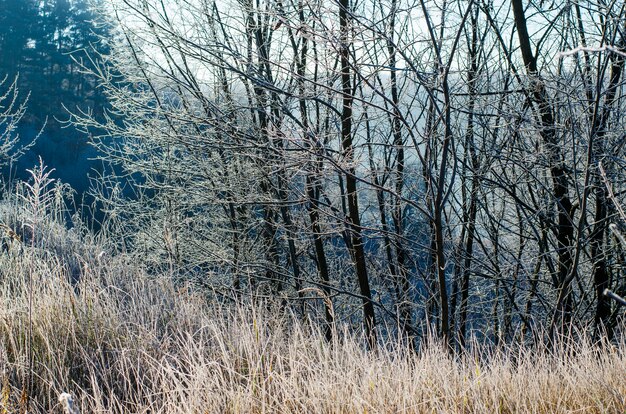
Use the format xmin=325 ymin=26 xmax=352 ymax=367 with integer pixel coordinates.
xmin=0 ymin=165 xmax=623 ymax=413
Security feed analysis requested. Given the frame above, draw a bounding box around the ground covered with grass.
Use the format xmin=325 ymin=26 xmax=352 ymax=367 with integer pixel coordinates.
xmin=0 ymin=235 xmax=623 ymax=414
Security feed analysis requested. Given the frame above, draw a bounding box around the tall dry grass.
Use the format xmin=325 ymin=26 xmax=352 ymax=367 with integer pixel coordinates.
xmin=0 ymin=163 xmax=623 ymax=413
xmin=0 ymin=242 xmax=623 ymax=413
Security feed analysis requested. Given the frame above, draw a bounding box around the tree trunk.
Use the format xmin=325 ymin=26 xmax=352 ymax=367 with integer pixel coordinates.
xmin=510 ymin=0 xmax=575 ymax=334
xmin=339 ymin=0 xmax=377 ymax=348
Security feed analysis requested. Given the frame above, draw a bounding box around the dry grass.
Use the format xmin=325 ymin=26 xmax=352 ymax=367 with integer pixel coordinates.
xmin=0 ymin=144 xmax=620 ymax=414
xmin=0 ymin=239 xmax=623 ymax=413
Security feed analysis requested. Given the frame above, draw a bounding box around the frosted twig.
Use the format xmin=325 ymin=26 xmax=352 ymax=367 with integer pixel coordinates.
xmin=599 ymin=163 xmax=626 ymax=223
xmin=557 ymin=45 xmax=626 ymax=60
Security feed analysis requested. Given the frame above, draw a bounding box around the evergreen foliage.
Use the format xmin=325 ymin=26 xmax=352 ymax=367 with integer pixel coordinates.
xmin=0 ymin=0 xmax=109 ymax=192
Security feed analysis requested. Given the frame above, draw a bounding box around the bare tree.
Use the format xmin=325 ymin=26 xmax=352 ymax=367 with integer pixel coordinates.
xmin=0 ymin=76 xmax=36 ymax=169
xmin=70 ymin=0 xmax=626 ymax=350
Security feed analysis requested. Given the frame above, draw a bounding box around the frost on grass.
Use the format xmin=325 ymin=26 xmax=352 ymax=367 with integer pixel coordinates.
xmin=58 ymin=392 xmax=79 ymax=414
xmin=0 ymin=234 xmax=622 ymax=413
xmin=0 ymin=163 xmax=622 ymax=413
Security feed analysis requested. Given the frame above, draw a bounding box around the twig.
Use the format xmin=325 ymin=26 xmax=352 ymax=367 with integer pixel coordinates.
xmin=599 ymin=163 xmax=626 ymax=223
xmin=603 ymin=289 xmax=626 ymax=307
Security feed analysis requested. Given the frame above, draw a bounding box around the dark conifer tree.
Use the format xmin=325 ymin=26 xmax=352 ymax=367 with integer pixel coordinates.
xmin=0 ymin=0 xmax=110 ymax=193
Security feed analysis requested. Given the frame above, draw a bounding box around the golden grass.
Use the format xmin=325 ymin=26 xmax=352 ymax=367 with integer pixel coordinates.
xmin=0 ymin=249 xmax=623 ymax=413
